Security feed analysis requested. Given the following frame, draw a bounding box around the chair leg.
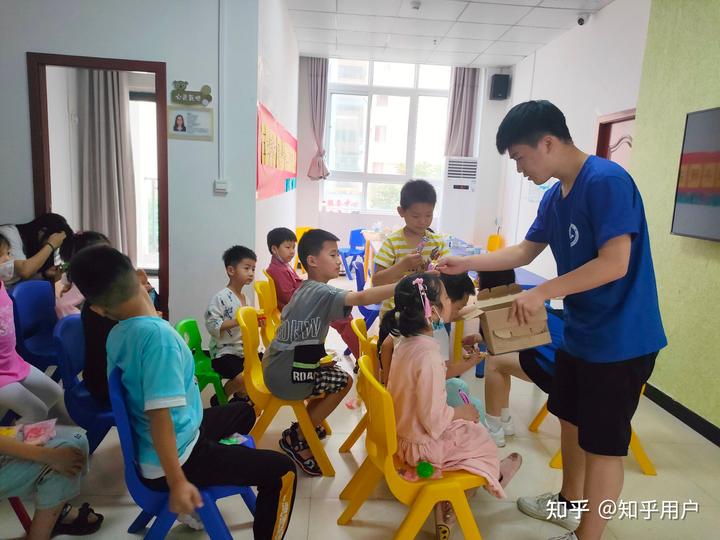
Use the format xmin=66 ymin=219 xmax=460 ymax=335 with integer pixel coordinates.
xmin=197 ymin=497 xmax=233 ymax=540
xmin=339 ymin=414 xmax=367 ymax=453
xmin=339 ymin=457 xmax=374 ymax=501
xmin=144 ymin=508 xmax=177 ymax=540
xmin=294 ymin=404 xmax=335 ymax=476
xmin=250 ymin=399 xmax=281 ymax=441
xmin=365 ymin=310 xmax=379 ymax=330
xmin=549 ymin=448 xmax=563 ymax=469
xmin=240 ymin=486 xmax=257 ymax=516
xmin=449 ymin=491 xmax=483 ymax=540
xmin=212 ymin=379 xmax=228 ymax=405
xmin=321 ymin=418 xmax=332 ymax=437
xmin=127 ymin=510 xmax=153 ymax=534
xmin=629 ymin=429 xmax=656 ymax=476
xmin=337 ymin=464 xmax=383 ymax=525
xmin=393 ymin=487 xmax=438 ymax=540
xmin=9 ymin=497 xmax=31 ymax=533
xmin=341 ymin=256 xmax=353 ymax=279
xmin=87 ymin=424 xmax=112 ymax=454
xmin=528 ymin=401 xmax=549 ymax=432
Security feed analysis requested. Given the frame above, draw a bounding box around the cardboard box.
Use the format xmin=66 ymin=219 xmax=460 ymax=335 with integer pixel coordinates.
xmin=458 ymin=284 xmax=551 ymax=355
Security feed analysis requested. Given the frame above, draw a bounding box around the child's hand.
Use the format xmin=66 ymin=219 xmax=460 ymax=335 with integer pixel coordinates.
xmin=462 ymin=334 xmax=482 ymax=348
xmin=47 ymin=231 xmax=67 ymax=249
xmin=454 ymin=403 xmax=480 ymax=423
xmin=402 ymin=252 xmax=424 ymax=271
xmin=45 ymin=446 xmax=86 ymax=477
xmin=169 ymin=480 xmax=203 ymax=514
xmin=469 ymin=351 xmax=486 ymax=366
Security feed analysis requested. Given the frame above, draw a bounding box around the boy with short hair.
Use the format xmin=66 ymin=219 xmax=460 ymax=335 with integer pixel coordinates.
xmin=70 ymin=246 xmax=296 ymax=539
xmin=372 ymin=179 xmax=449 ymax=314
xmin=204 ymin=245 xmax=257 ymax=404
xmin=263 ymin=229 xmax=395 ymax=476
xmin=439 ymin=100 xmax=666 ymax=540
xmin=265 ymin=227 xmax=360 ymax=359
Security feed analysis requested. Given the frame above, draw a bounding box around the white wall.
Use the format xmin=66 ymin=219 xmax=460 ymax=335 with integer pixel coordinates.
xmin=0 ymin=0 xmax=259 ymax=326
xmin=254 ymin=0 xmax=299 ymax=273
xmin=497 ymin=0 xmax=652 ymax=278
xmin=46 ymin=66 xmax=81 ymax=230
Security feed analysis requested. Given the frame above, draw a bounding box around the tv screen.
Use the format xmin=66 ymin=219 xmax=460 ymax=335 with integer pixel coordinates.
xmin=671 ymin=106 xmax=720 ymax=241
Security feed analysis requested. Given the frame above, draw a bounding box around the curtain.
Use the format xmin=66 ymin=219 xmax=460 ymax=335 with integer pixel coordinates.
xmin=445 ymin=67 xmax=480 ymax=157
xmin=305 ymin=57 xmax=330 ymax=180
xmin=77 ymin=69 xmax=137 ymax=262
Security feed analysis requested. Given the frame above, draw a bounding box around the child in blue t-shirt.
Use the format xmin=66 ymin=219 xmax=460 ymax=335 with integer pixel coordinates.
xmin=69 ymin=246 xmax=296 ymax=539
xmin=438 ymin=100 xmax=666 ymax=540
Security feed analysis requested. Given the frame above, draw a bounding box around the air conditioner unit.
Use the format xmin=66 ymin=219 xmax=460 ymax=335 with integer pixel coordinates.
xmin=440 ymin=156 xmax=479 ymax=242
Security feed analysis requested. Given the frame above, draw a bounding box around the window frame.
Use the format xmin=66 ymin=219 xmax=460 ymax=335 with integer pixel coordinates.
xmin=324 ymin=60 xmax=450 ymax=215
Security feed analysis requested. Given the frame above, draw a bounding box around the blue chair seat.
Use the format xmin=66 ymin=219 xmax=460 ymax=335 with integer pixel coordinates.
xmin=24 ymin=331 xmax=56 ymax=358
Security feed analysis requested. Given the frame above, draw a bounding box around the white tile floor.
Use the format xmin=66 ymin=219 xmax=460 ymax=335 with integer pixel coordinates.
xmin=3 ymin=279 xmax=719 ymax=539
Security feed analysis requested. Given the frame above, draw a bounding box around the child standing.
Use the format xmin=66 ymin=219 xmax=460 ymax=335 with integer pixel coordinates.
xmin=265 ymin=227 xmax=359 ymax=359
xmin=70 ymin=246 xmax=297 ymax=539
xmin=382 ymin=273 xmax=521 ymax=538
xmin=205 ymin=246 xmax=256 ymax=404
xmin=263 ymin=229 xmax=395 ymax=476
xmin=372 ymin=179 xmax=449 ymax=314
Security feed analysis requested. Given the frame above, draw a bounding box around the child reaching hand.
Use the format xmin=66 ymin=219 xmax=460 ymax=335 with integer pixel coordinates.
xmin=382 ymin=273 xmax=521 ymax=539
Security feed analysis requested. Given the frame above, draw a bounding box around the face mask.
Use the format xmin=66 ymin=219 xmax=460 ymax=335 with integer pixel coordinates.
xmin=0 ymin=259 xmax=14 ymax=282
xmin=432 ymin=319 xmax=451 ymax=359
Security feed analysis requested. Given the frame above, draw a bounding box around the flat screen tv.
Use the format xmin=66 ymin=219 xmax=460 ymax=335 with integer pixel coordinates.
xmin=671 ymin=106 xmax=720 ymax=241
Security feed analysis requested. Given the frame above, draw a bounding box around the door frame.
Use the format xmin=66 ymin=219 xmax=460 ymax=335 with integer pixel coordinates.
xmin=595 ymin=108 xmax=636 ymax=158
xmin=26 ymin=52 xmax=169 ymax=315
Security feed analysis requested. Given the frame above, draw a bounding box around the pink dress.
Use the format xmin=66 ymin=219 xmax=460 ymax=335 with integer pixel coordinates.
xmin=387 ymin=334 xmax=505 ymax=498
xmin=0 ymin=281 xmax=30 ymax=388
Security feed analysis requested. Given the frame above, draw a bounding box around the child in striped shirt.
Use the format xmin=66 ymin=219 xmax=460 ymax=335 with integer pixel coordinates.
xmin=372 ymin=179 xmax=449 ymax=314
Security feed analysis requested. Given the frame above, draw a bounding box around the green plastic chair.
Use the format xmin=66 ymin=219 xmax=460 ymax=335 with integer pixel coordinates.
xmin=174 ymin=319 xmax=228 ymax=405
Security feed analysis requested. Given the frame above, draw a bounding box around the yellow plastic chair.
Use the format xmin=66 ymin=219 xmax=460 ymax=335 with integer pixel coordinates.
xmin=339 ymin=319 xmax=378 ymax=453
xmin=236 ymin=306 xmax=335 ymax=476
xmin=292 ymin=227 xmax=312 ymax=272
xmin=530 ymin=386 xmax=656 ymax=476
xmin=337 ymin=355 xmax=486 ymax=539
xmin=254 ymin=280 xmax=280 ymax=348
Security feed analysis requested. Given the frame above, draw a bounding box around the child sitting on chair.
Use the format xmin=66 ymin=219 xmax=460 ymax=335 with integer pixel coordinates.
xmin=69 ymin=246 xmax=297 ymax=539
xmin=382 ymin=273 xmax=522 ymax=539
xmin=265 ymin=227 xmax=359 ymax=359
xmin=204 ymin=245 xmax=256 ymax=406
xmin=263 ymin=229 xmax=395 ymax=476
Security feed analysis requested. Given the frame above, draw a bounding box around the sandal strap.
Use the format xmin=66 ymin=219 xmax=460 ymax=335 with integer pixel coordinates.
xmin=57 ymin=503 xmax=72 ymax=524
xmin=284 ymin=426 xmax=309 ymax=452
xmin=75 ymin=503 xmax=93 ymax=525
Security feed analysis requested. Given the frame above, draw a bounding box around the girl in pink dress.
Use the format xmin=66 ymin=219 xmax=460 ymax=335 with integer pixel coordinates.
xmin=382 ymin=273 xmax=522 ymax=539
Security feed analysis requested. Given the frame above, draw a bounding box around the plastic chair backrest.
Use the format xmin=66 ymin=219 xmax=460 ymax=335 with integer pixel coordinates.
xmin=358 ymin=355 xmax=397 ymax=466
xmin=353 ymin=260 xmax=366 ymax=291
xmin=349 ymin=228 xmax=365 ymax=250
xmin=174 ymin=319 xmax=210 ymax=367
xmin=9 ymin=280 xmax=57 ymax=338
xmin=350 ymin=318 xmax=378 ymax=379
xmin=262 ymin=270 xmax=279 ymax=307
xmin=254 ymin=281 xmax=280 ymax=346
xmin=54 ymin=314 xmax=85 ymax=391
xmin=236 ymin=307 xmax=266 ymax=404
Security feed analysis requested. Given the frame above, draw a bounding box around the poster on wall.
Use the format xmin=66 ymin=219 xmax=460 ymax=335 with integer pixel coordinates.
xmin=168 ymin=105 xmax=213 ymax=141
xmin=257 ymin=103 xmax=297 ymax=200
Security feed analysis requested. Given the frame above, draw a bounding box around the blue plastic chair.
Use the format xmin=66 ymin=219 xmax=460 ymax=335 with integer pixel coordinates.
xmin=54 ymin=315 xmax=114 ymax=453
xmin=339 ymin=229 xmax=366 ymax=279
xmin=9 ymin=280 xmax=60 ymax=381
xmin=108 ymin=368 xmax=257 ymax=539
xmin=352 ymin=261 xmax=380 ymax=330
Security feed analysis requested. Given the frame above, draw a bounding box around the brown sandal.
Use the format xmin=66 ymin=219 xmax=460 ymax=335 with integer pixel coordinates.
xmin=52 ymin=502 xmax=104 ymax=536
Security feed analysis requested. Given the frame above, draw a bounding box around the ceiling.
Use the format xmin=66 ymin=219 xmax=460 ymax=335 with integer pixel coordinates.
xmin=288 ymin=0 xmax=615 ymax=68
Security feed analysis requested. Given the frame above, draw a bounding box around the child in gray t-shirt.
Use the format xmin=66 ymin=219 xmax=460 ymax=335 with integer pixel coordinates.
xmin=263 ymin=229 xmax=395 ymax=476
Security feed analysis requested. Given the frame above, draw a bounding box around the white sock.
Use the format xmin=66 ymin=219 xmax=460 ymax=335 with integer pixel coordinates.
xmin=501 ymin=408 xmax=512 ymax=422
xmin=487 ymin=414 xmax=503 ymax=431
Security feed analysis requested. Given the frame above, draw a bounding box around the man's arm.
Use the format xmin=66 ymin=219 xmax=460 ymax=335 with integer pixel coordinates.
xmin=345 ymin=283 xmax=396 ymax=307
xmin=436 ymin=240 xmax=547 ymax=275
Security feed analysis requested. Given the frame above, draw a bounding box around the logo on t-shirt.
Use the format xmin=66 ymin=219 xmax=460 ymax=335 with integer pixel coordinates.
xmin=569 ymin=223 xmax=579 ymax=247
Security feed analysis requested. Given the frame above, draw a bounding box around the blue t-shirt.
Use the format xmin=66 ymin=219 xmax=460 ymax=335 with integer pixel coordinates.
xmin=526 ymin=155 xmax=667 ymax=362
xmin=106 ymin=316 xmax=203 ymax=478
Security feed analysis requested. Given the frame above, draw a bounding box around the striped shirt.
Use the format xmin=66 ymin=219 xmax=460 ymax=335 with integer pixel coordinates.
xmin=374 ymin=228 xmax=449 ymax=313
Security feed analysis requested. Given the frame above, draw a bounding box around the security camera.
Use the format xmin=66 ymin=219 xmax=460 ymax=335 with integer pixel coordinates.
xmin=577 ymin=13 xmax=590 ymax=26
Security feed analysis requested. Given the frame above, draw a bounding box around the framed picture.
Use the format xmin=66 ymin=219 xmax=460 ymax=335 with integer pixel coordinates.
xmin=168 ymin=105 xmax=213 ymax=141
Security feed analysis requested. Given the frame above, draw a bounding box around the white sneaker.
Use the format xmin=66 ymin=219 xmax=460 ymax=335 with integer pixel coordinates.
xmin=548 ymin=533 xmax=578 ymax=540
xmin=517 ymin=492 xmax=580 ymax=531
xmin=488 ymin=425 xmax=506 ymax=447
xmin=501 ymin=416 xmax=516 ymax=437
xmin=177 ymin=512 xmax=204 ymax=530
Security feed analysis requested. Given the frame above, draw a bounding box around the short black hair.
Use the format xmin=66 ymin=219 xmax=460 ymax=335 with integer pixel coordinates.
xmin=69 ymin=245 xmax=138 ymax=308
xmin=478 ymin=269 xmax=516 ymax=290
xmin=59 ymin=230 xmax=110 ymax=262
xmin=298 ymin=229 xmax=339 ymax=269
xmin=440 ymin=273 xmax=475 ymax=302
xmin=400 ymin=179 xmax=437 ymax=209
xmin=266 ymin=227 xmax=297 ymax=253
xmin=223 ymin=245 xmax=257 ymax=268
xmin=0 ymin=232 xmax=9 ymax=250
xmin=496 ymin=100 xmax=572 ymax=154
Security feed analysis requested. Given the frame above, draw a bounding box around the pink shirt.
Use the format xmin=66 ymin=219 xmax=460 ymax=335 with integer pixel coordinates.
xmin=265 ymin=256 xmax=303 ymax=310
xmin=0 ymin=281 xmax=30 ymax=388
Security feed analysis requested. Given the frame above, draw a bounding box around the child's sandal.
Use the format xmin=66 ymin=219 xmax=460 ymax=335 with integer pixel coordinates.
xmin=279 ymin=426 xmax=322 ymax=476
xmin=52 ymin=502 xmax=104 ymax=537
xmin=289 ymin=421 xmax=327 ymax=440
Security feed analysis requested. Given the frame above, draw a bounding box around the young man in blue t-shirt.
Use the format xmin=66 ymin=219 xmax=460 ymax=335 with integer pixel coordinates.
xmin=69 ymin=246 xmax=297 ymax=539
xmin=439 ymin=100 xmax=666 ymax=540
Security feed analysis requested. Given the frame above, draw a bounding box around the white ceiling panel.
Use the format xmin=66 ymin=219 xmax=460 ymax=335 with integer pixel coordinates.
xmin=446 ymin=22 xmax=510 ymax=40
xmin=435 ymin=37 xmax=493 ymax=53
xmin=484 ymin=40 xmax=543 ymax=55
xmin=426 ymin=51 xmax=479 ymax=67
xmin=294 ymin=27 xmax=337 ymax=43
xmin=336 ymin=44 xmax=385 ymax=60
xmin=337 ymin=0 xmax=403 ymax=17
xmin=298 ymin=41 xmax=338 ymax=57
xmin=460 ymin=3 xmax=533 ymax=25
xmin=286 ymin=0 xmax=337 ymax=11
xmin=499 ymin=25 xmax=564 ymax=43
xmin=389 ymin=17 xmax=454 ymax=36
xmin=396 ymin=0 xmax=468 ymax=21
xmin=338 ymin=31 xmax=389 ymax=47
xmin=540 ymin=0 xmax=613 ymax=9
xmin=336 ymin=14 xmax=395 ymax=33
xmin=387 ymin=34 xmax=439 ymax=50
xmin=466 ymin=0 xmax=540 ymax=5
xmin=289 ymin=10 xmax=337 ymax=29
xmin=518 ymin=7 xmax=585 ymax=28
xmin=472 ymin=54 xmax=524 ymax=67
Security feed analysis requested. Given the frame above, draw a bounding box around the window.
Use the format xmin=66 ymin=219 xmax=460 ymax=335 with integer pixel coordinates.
xmin=325 ymin=60 xmax=451 ymax=213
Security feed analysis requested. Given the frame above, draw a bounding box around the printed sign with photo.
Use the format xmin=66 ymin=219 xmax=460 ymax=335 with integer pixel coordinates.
xmin=168 ymin=106 xmax=213 ymax=141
